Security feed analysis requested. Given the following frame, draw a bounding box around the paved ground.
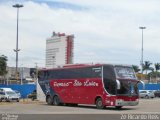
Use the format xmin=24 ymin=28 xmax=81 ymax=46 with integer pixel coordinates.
xmin=0 ymin=98 xmax=160 ymax=114
xmin=0 ymin=99 xmax=160 ymax=120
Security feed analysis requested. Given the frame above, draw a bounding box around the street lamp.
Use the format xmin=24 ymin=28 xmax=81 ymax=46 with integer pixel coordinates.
xmin=139 ymin=26 xmax=146 ymax=80
xmin=12 ymin=4 xmax=23 ymax=80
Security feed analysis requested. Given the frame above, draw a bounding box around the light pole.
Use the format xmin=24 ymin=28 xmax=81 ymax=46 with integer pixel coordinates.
xmin=12 ymin=4 xmax=23 ymax=80
xmin=139 ymin=26 xmax=146 ymax=80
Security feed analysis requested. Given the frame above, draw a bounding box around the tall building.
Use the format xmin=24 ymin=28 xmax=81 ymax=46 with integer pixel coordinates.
xmin=37 ymin=32 xmax=74 ymax=101
xmin=46 ymin=32 xmax=74 ymax=68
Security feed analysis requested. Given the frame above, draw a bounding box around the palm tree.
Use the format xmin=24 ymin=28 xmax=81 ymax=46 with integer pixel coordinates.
xmin=143 ymin=61 xmax=153 ymax=74
xmin=143 ymin=61 xmax=154 ymax=82
xmin=155 ymin=63 xmax=160 ymax=83
xmin=132 ymin=65 xmax=140 ymax=73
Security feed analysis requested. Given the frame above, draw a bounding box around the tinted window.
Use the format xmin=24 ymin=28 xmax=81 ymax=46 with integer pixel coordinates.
xmin=39 ymin=66 xmax=102 ymax=80
xmin=115 ymin=66 xmax=136 ymax=79
xmin=0 ymin=92 xmax=5 ymax=95
xmin=140 ymin=91 xmax=147 ymax=93
xmin=117 ymin=81 xmax=138 ymax=95
xmin=103 ymin=65 xmax=116 ymax=95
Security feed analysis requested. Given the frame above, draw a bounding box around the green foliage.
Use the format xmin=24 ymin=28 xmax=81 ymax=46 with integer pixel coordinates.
xmin=148 ymin=71 xmax=160 ymax=78
xmin=132 ymin=65 xmax=140 ymax=73
xmin=155 ymin=63 xmax=160 ymax=71
xmin=0 ymin=55 xmax=8 ymax=76
xmin=139 ymin=61 xmax=160 ymax=81
xmin=143 ymin=61 xmax=154 ymax=73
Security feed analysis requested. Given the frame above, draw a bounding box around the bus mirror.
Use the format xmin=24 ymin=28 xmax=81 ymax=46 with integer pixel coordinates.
xmin=116 ymin=80 xmax=121 ymax=89
xmin=139 ymin=80 xmax=145 ymax=90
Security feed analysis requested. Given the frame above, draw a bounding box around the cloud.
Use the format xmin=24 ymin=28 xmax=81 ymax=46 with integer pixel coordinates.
xmin=0 ymin=0 xmax=160 ymax=68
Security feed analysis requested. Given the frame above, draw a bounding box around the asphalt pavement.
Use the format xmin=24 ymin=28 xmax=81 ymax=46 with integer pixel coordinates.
xmin=0 ymin=98 xmax=160 ymax=120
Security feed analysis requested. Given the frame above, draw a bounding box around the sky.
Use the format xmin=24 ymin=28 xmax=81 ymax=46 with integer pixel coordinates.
xmin=0 ymin=0 xmax=160 ymax=68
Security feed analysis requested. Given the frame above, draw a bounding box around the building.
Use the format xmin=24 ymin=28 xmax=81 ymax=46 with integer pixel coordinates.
xmin=37 ymin=32 xmax=74 ymax=101
xmin=2 ymin=67 xmax=35 ymax=84
xmin=46 ymin=32 xmax=74 ymax=68
xmin=6 ymin=67 xmax=30 ymax=80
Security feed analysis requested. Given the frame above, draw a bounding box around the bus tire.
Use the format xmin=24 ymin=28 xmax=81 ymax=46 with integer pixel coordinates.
xmin=96 ymin=97 xmax=104 ymax=109
xmin=115 ymin=106 xmax=122 ymax=109
xmin=70 ymin=103 xmax=78 ymax=107
xmin=53 ymin=96 xmax=60 ymax=106
xmin=46 ymin=96 xmax=53 ymax=105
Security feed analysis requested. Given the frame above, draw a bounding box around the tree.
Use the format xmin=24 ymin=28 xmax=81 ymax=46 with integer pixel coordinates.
xmin=143 ymin=61 xmax=154 ymax=82
xmin=132 ymin=65 xmax=140 ymax=73
xmin=143 ymin=61 xmax=153 ymax=75
xmin=155 ymin=63 xmax=160 ymax=71
xmin=0 ymin=55 xmax=8 ymax=79
xmin=154 ymin=63 xmax=160 ymax=83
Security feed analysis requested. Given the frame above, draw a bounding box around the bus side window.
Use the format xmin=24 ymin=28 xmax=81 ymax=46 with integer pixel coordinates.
xmin=48 ymin=71 xmax=52 ymax=80
xmin=50 ymin=70 xmax=55 ymax=79
xmin=44 ymin=71 xmax=49 ymax=80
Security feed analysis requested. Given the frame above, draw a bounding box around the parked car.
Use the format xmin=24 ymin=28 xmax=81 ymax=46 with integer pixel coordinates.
xmin=27 ymin=90 xmax=37 ymax=101
xmin=14 ymin=90 xmax=21 ymax=98
xmin=154 ymin=90 xmax=160 ymax=97
xmin=0 ymin=88 xmax=20 ymax=102
xmin=139 ymin=90 xmax=155 ymax=99
xmin=0 ymin=91 xmax=6 ymax=102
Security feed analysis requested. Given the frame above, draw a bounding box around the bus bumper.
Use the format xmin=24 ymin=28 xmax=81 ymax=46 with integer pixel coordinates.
xmin=115 ymin=99 xmax=139 ymax=106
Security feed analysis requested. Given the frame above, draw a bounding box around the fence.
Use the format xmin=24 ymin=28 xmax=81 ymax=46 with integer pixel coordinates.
xmin=138 ymin=83 xmax=160 ymax=90
xmin=0 ymin=84 xmax=36 ymax=98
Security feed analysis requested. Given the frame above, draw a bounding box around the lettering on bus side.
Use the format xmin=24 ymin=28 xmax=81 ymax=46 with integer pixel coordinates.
xmin=53 ymin=80 xmax=99 ymax=87
xmin=84 ymin=80 xmax=99 ymax=86
xmin=73 ymin=80 xmax=82 ymax=86
xmin=54 ymin=82 xmax=72 ymax=87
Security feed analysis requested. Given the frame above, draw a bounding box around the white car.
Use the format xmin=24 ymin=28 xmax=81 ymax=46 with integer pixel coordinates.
xmin=0 ymin=91 xmax=6 ymax=102
xmin=14 ymin=90 xmax=21 ymax=98
xmin=0 ymin=88 xmax=20 ymax=102
xmin=139 ymin=90 xmax=155 ymax=99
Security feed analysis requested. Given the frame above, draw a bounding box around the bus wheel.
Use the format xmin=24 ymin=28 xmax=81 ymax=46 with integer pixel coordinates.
xmin=46 ymin=96 xmax=53 ymax=105
xmin=96 ymin=98 xmax=104 ymax=109
xmin=53 ymin=96 xmax=60 ymax=106
xmin=115 ymin=106 xmax=122 ymax=109
xmin=65 ymin=103 xmax=78 ymax=107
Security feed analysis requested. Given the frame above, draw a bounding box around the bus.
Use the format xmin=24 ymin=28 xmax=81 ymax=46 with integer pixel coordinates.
xmin=38 ymin=64 xmax=143 ymax=109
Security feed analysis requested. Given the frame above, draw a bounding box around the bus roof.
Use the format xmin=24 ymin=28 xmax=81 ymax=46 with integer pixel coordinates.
xmin=40 ymin=63 xmax=132 ymax=71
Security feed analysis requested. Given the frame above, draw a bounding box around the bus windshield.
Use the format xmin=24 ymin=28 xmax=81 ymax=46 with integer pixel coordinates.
xmin=116 ymin=81 xmax=138 ymax=96
xmin=114 ymin=66 xmax=136 ymax=79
